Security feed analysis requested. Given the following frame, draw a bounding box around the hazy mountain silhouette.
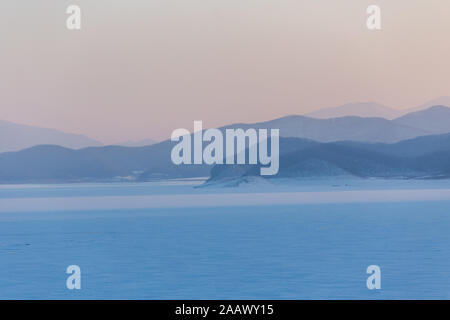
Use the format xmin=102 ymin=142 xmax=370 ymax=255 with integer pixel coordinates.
xmin=306 ymin=102 xmax=402 ymax=120
xmin=0 ymin=140 xmax=210 ymax=183
xmin=405 ymin=96 xmax=450 ymax=113
xmin=0 ymin=120 xmax=102 ymax=153
xmin=227 ymin=114 xmax=428 ymax=143
xmin=3 ymin=103 xmax=448 ymax=153
xmin=114 ymin=138 xmax=157 ymax=147
xmin=208 ymin=134 xmax=450 ymax=184
xmin=3 ymin=133 xmax=450 ymax=183
xmin=393 ymin=105 xmax=450 ymax=134
xmin=304 ymin=97 xmax=450 ymax=119
xmin=333 ymin=133 xmax=450 ymax=157
xmin=3 ymin=104 xmax=450 ymax=183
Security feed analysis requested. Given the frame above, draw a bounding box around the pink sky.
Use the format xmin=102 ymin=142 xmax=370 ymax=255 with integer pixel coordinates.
xmin=1 ymin=0 xmax=449 ymax=143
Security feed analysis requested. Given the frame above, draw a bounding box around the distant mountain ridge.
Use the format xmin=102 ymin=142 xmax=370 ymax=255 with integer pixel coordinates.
xmin=114 ymin=138 xmax=157 ymax=147
xmin=306 ymin=102 xmax=403 ymax=120
xmin=2 ymin=132 xmax=450 ymax=183
xmin=208 ymin=134 xmax=450 ymax=184
xmin=2 ymin=99 xmax=449 ymax=153
xmin=407 ymin=96 xmax=450 ymax=114
xmin=306 ymin=97 xmax=450 ymax=120
xmin=228 ymin=105 xmax=450 ymax=143
xmin=392 ymin=105 xmax=450 ymax=134
xmin=2 ymin=104 xmax=450 ymax=183
xmin=229 ymin=114 xmax=429 ymax=143
xmin=0 ymin=120 xmax=103 ymax=153
xmin=0 ymin=141 xmax=210 ymax=183
xmin=0 ymin=120 xmax=160 ymax=152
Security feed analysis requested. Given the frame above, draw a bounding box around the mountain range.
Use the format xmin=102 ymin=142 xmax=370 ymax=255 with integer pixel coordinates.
xmin=0 ymin=120 xmax=159 ymax=153
xmin=0 ymin=141 xmax=210 ymax=183
xmin=2 ymin=104 xmax=450 ymax=183
xmin=208 ymin=133 xmax=450 ymax=184
xmin=114 ymin=139 xmax=157 ymax=147
xmin=0 ymin=120 xmax=103 ymax=153
xmin=228 ymin=105 xmax=450 ymax=143
xmin=393 ymin=106 xmax=450 ymax=134
xmin=306 ymin=96 xmax=450 ymax=119
xmin=2 ymin=131 xmax=450 ymax=184
xmin=306 ymin=102 xmax=402 ymax=119
xmin=2 ymin=98 xmax=450 ymax=153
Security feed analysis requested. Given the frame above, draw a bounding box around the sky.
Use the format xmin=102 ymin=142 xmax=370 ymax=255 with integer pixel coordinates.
xmin=1 ymin=0 xmax=449 ymax=143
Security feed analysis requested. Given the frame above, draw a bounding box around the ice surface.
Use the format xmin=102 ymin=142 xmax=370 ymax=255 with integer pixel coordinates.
xmin=0 ymin=179 xmax=449 ymax=299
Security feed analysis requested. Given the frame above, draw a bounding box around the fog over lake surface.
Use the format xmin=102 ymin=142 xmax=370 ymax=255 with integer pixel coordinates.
xmin=0 ymin=180 xmax=449 ymax=299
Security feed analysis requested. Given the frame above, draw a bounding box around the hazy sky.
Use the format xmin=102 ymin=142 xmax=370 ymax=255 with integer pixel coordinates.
xmin=1 ymin=0 xmax=449 ymax=143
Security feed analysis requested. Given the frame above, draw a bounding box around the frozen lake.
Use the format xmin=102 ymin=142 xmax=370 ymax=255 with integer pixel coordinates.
xmin=0 ymin=179 xmax=449 ymax=299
